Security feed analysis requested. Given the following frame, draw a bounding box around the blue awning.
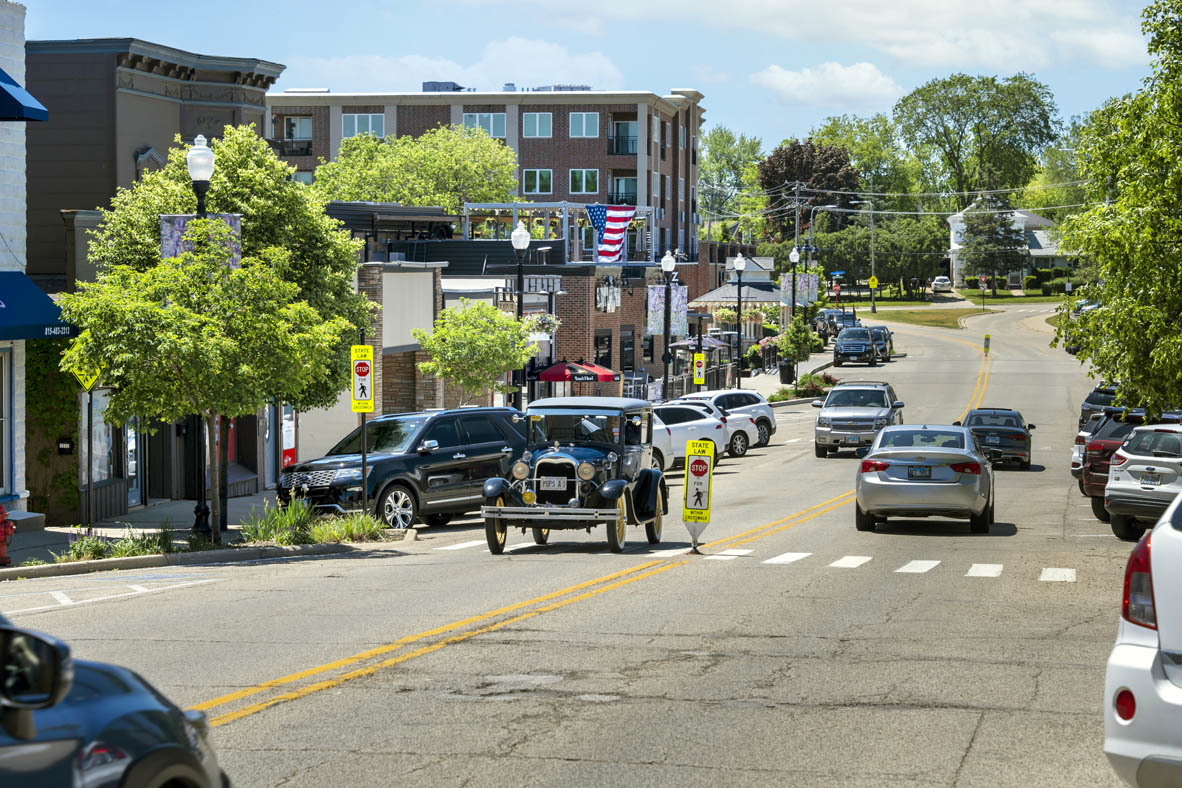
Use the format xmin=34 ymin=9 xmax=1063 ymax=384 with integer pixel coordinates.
xmin=0 ymin=67 xmax=46 ymax=122
xmin=0 ymin=272 xmax=76 ymax=339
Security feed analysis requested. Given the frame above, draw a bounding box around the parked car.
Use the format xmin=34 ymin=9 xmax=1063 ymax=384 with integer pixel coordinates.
xmin=1083 ymin=413 xmax=1146 ymax=523
xmin=813 ymin=380 xmax=905 ymax=457
xmin=278 ymin=407 xmax=527 ymax=528
xmin=1103 ymin=494 xmax=1182 ymax=786
xmin=1072 ymin=412 xmax=1106 ymax=492
xmin=0 ymin=614 xmax=226 ymax=787
xmin=669 ymin=398 xmax=759 ymax=457
xmin=677 ymin=390 xmax=777 ymax=447
xmin=826 ymin=311 xmax=861 ymax=337
xmin=653 ymin=405 xmax=724 ymax=468
xmin=1080 ymin=383 xmax=1119 ymax=429
xmin=481 ymin=397 xmax=668 ymax=553
xmin=854 ymin=424 xmax=995 ymax=533
xmin=931 ymin=276 xmax=953 ymax=293
xmin=833 ymin=327 xmax=878 ymax=367
xmin=868 ymin=326 xmax=895 ymax=363
xmin=955 ymin=408 xmax=1035 ymax=469
xmin=815 ymin=308 xmax=843 ymax=341
xmin=1104 ymin=424 xmax=1182 ymax=541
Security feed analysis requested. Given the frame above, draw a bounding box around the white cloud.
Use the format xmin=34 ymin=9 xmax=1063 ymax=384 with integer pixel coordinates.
xmin=282 ymin=37 xmax=623 ymax=93
xmin=750 ymin=62 xmax=903 ymax=109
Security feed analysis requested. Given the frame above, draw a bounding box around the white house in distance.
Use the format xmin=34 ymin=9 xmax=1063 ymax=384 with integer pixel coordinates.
xmin=946 ymin=207 xmax=1071 ymax=287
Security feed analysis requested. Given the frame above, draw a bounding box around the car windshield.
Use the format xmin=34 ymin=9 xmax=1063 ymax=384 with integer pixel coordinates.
xmin=527 ymin=409 xmax=623 ymax=446
xmin=1085 ymin=389 xmax=1116 ymax=407
xmin=966 ymin=412 xmax=1023 ymax=429
xmin=825 ymin=389 xmax=889 ymax=408
xmin=1094 ymin=418 xmax=1137 ymax=441
xmin=839 ymin=329 xmax=871 ymax=341
xmin=870 ymin=328 xmax=888 ymax=339
xmin=328 ymin=415 xmax=428 ymax=455
xmin=878 ymin=429 xmax=965 ymax=449
xmin=1124 ymin=430 xmax=1182 ymax=458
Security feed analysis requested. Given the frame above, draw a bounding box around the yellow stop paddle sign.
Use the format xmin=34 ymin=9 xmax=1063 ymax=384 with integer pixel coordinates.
xmin=868 ymin=276 xmax=879 ymax=290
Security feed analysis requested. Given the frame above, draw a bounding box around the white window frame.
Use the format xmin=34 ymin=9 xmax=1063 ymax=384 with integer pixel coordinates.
xmin=680 ymin=177 xmax=685 ymax=203
xmin=342 ymin=113 xmax=385 ymax=139
xmin=522 ymin=168 xmax=553 ymax=195
xmin=569 ymin=112 xmax=600 ymax=138
xmin=652 ymin=115 xmax=660 ymax=139
xmin=284 ymin=116 xmax=312 ymax=140
xmin=463 ymin=112 xmax=507 ymax=138
xmin=522 ymin=112 xmax=552 ymax=138
xmin=664 ymin=122 xmax=671 ymax=146
xmin=569 ymin=168 xmax=599 ymax=194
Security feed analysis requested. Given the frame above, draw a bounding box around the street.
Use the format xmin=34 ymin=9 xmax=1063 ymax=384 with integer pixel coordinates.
xmin=4 ymin=307 xmax=1126 ymax=786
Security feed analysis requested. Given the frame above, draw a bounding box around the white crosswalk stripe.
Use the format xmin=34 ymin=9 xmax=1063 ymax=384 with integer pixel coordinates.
xmin=1039 ymin=568 xmax=1076 ymax=582
xmin=650 ymin=547 xmax=691 ymax=558
xmin=966 ymin=563 xmax=1003 ymax=578
xmin=763 ymin=552 xmax=812 ymax=565
xmin=895 ymin=560 xmax=941 ymax=574
xmin=829 ymin=555 xmax=872 ymax=568
xmin=435 ymin=540 xmax=486 ymax=551
xmin=705 ymin=548 xmax=753 ymax=561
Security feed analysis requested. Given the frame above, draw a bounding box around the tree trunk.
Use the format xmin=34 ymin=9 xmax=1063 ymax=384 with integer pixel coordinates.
xmin=205 ymin=413 xmax=222 ymax=544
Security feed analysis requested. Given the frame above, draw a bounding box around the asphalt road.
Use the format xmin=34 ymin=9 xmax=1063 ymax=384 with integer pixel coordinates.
xmin=5 ymin=303 xmax=1133 ymax=787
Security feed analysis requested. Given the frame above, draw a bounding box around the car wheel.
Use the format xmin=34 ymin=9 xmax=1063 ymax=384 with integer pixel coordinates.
xmin=756 ymin=420 xmax=772 ymax=447
xmin=606 ymin=497 xmax=627 ymax=553
xmin=855 ymin=504 xmax=876 ymax=532
xmin=645 ymin=505 xmax=663 ymax=544
xmin=729 ymin=432 xmax=749 ymax=457
xmin=485 ymin=495 xmax=508 ymax=555
xmin=834 ymin=358 xmax=843 ymax=367
xmin=1077 ymin=478 xmax=1087 ymax=496
xmin=423 ymin=513 xmax=454 ymax=527
xmin=1110 ymin=514 xmax=1145 ymax=542
xmin=531 ymin=527 xmax=550 ymax=545
xmin=869 ymin=358 xmax=878 ymax=367
xmin=651 ymin=449 xmax=665 ymax=471
xmin=970 ymin=506 xmax=990 ymax=534
xmin=380 ymin=484 xmax=417 ymax=529
xmin=814 ymin=443 xmax=827 ymax=458
xmin=1090 ymin=496 xmax=1111 ymax=522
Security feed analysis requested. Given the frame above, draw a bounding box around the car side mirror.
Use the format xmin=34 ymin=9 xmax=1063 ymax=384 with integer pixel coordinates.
xmin=893 ymin=401 xmax=904 ymax=409
xmin=811 ymin=400 xmax=823 ymax=408
xmin=418 ymin=439 xmax=439 ymax=455
xmin=1028 ymin=424 xmax=1036 ymax=430
xmin=855 ymin=447 xmax=870 ymax=458
xmin=0 ymin=627 xmax=73 ymax=740
xmin=511 ymin=414 xmax=525 ymax=423
xmin=953 ymin=420 xmax=962 ymax=426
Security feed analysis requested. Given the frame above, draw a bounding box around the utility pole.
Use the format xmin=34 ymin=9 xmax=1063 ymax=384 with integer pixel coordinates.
xmin=853 ymin=199 xmax=877 ymax=313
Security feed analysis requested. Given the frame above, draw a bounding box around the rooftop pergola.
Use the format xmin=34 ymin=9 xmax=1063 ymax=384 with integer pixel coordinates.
xmin=463 ymin=201 xmax=657 ymax=263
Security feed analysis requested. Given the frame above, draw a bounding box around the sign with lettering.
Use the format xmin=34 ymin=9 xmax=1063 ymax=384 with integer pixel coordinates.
xmin=351 ymin=345 xmax=374 ymax=413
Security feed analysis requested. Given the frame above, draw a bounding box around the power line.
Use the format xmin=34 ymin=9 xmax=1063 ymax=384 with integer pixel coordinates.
xmin=797 ymin=181 xmax=1088 ymax=199
xmin=700 ymin=202 xmax=1088 ymax=222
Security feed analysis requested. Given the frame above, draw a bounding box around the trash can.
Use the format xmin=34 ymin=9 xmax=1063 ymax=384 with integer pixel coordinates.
xmin=778 ymin=360 xmax=796 ymax=384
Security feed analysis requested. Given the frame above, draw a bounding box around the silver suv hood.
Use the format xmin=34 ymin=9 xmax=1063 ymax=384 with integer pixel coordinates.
xmin=820 ymin=406 xmax=890 ymax=420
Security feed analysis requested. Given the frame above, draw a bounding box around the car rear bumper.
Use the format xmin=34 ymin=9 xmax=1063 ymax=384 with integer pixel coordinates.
xmin=1105 ymin=493 xmax=1172 ymax=522
xmin=1071 ymin=464 xmax=1084 ymax=479
xmin=856 ymin=477 xmax=985 ymax=518
xmin=1105 ymin=642 xmax=1182 ymax=787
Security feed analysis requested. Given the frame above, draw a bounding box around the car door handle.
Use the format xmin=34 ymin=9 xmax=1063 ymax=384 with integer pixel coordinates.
xmin=500 ymin=447 xmax=513 ymax=454
xmin=453 ymin=453 xmax=467 ymax=459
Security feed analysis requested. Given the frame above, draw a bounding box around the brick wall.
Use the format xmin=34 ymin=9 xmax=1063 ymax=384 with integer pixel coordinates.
xmin=382 ymin=351 xmax=415 ymax=413
xmin=271 ymin=104 xmax=330 ymax=176
xmin=397 ymin=105 xmax=450 ymax=137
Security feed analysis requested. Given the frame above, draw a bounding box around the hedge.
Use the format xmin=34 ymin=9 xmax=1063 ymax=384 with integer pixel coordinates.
xmin=1040 ymin=277 xmax=1077 ymax=295
xmin=1034 ymin=268 xmax=1053 ymax=285
xmin=1024 ymin=274 xmax=1039 ymax=290
xmin=1051 ymin=266 xmax=1070 ymax=279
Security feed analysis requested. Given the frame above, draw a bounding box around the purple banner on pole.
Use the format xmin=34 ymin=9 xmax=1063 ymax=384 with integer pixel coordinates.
xmin=160 ymin=214 xmax=243 ymax=268
xmin=646 ymin=284 xmax=688 ymax=336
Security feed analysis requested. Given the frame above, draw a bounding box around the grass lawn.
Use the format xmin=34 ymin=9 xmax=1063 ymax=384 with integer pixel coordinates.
xmin=1046 ymin=314 xmax=1061 ymax=329
xmin=954 ymin=289 xmax=1065 ymax=303
xmin=829 ymin=298 xmax=933 ymax=308
xmin=873 ymin=308 xmax=998 ymax=329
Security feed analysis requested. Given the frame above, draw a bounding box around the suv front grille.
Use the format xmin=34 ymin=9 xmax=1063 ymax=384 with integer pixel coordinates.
xmin=833 ymin=420 xmax=875 ymax=431
xmin=534 ymin=458 xmax=577 ymax=506
xmin=280 ymin=470 xmax=337 ymax=490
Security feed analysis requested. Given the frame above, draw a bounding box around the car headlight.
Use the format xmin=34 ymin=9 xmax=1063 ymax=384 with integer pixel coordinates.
xmin=875 ymin=417 xmax=889 ymax=428
xmin=817 ymin=417 xmax=831 ymax=428
xmin=334 ymin=468 xmax=362 ymax=482
xmin=577 ymin=462 xmax=596 ymax=481
xmin=512 ymin=461 xmax=530 ymax=480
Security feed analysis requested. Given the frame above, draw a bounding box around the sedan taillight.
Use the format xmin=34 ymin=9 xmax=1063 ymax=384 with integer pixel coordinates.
xmin=1122 ymin=532 xmax=1156 ymax=629
xmin=1086 ymin=440 xmax=1103 ymax=454
xmin=950 ymin=462 xmax=981 ymax=475
xmin=859 ymin=460 xmax=888 ymax=473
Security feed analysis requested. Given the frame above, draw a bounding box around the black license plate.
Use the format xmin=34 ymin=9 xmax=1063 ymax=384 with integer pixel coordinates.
xmin=907 ymin=465 xmax=931 ymax=479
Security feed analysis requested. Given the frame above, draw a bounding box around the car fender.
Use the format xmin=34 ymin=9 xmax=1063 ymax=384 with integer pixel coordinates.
xmin=596 ymin=479 xmax=629 ymax=502
xmin=482 ymin=477 xmax=512 ymax=501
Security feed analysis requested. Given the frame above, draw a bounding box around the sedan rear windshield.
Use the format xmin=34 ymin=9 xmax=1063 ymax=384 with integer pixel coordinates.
xmin=1085 ymin=390 xmax=1116 ymax=407
xmin=839 ymin=329 xmax=871 ymax=341
xmin=825 ymin=389 xmax=889 ymax=408
xmin=328 ymin=415 xmax=428 ymax=455
xmin=870 ymin=327 xmax=889 ymax=338
xmin=1094 ymin=418 xmax=1137 ymax=441
xmin=878 ymin=429 xmax=965 ymax=449
xmin=966 ymin=412 xmax=1023 ymax=428
xmin=1124 ymin=430 xmax=1182 ymax=458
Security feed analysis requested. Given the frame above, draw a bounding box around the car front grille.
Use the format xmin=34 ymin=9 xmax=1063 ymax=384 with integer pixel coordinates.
xmin=841 ymin=345 xmax=866 ymax=353
xmin=534 ymin=458 xmax=578 ymax=506
xmin=280 ymin=470 xmax=337 ymax=490
xmin=833 ymin=420 xmax=876 ymax=431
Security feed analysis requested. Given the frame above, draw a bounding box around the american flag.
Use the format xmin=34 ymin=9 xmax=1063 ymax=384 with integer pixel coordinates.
xmin=586 ymin=204 xmax=637 ymax=263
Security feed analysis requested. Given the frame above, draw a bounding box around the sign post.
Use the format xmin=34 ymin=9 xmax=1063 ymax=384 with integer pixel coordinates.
xmin=682 ymin=439 xmax=714 ymax=553
xmin=71 ymin=366 xmax=103 ymax=534
xmin=692 ymin=353 xmax=706 ymax=386
xmin=351 ymin=343 xmax=374 ymax=515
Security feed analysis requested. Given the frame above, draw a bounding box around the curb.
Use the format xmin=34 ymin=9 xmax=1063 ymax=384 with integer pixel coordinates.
xmin=957 ymin=310 xmax=996 ymax=328
xmin=768 ymin=359 xmax=838 ymax=408
xmin=0 ymin=542 xmax=355 ymax=582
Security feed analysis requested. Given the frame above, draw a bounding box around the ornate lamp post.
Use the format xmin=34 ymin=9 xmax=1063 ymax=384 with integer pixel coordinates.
xmin=510 ymin=220 xmax=530 ymax=408
xmin=660 ymin=250 xmax=677 ymax=400
xmin=734 ymin=252 xmax=746 ymax=389
xmin=787 ymin=247 xmax=799 ymax=319
xmin=186 ymin=135 xmax=214 ymax=536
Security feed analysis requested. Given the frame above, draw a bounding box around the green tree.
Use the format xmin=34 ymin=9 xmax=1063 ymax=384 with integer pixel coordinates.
xmin=894 ymin=73 xmax=1059 ymax=210
xmin=810 ymin=113 xmax=920 ymax=211
xmin=1019 ymin=117 xmax=1088 ymax=223
xmin=60 ymin=221 xmax=351 ymax=541
xmin=312 ymin=125 xmax=518 ymax=213
xmin=1056 ymin=0 xmax=1182 ymax=416
xmin=85 ymin=125 xmax=368 ymax=411
xmin=411 ymin=299 xmax=537 ymax=405
xmin=958 ymin=195 xmax=1030 ymax=296
xmin=698 ymin=125 xmax=762 ymax=240
xmin=757 ymin=139 xmax=860 ymax=241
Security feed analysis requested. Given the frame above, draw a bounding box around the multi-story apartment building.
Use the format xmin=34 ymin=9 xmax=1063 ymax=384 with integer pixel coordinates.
xmin=265 ymin=83 xmax=704 ymax=258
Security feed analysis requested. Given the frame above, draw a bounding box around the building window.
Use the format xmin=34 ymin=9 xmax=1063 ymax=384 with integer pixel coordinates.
xmin=292 ymin=171 xmax=314 ymax=185
xmin=343 ymin=113 xmax=384 ymax=139
xmin=652 ymin=114 xmax=660 ymax=140
xmin=614 ymin=177 xmax=637 ymax=202
xmin=594 ymin=329 xmax=612 ymax=368
xmin=664 ymin=175 xmax=671 ymax=203
xmin=621 ymin=326 xmax=636 ymax=371
xmin=523 ymin=112 xmax=552 ymax=138
xmin=663 ymin=227 xmax=670 ymax=253
xmin=652 ymin=172 xmax=660 ymax=203
xmin=463 ymin=112 xmax=506 ymax=138
xmin=522 ymin=169 xmax=553 ymax=194
xmin=581 ymin=225 xmax=596 ymax=253
xmin=643 ymin=335 xmax=654 ymax=362
xmin=680 ymin=124 xmax=686 ymax=149
xmin=570 ymin=112 xmax=599 ymax=138
xmin=680 ymin=177 xmax=685 ymax=203
xmin=284 ymin=116 xmax=312 ymax=140
xmin=79 ymin=388 xmax=116 ymax=487
xmin=570 ymin=169 xmax=598 ymax=194
xmin=691 ymin=184 xmax=697 ymax=211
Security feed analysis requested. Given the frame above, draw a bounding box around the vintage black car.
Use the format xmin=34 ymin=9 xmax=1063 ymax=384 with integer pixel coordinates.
xmin=480 ymin=397 xmax=669 ymax=554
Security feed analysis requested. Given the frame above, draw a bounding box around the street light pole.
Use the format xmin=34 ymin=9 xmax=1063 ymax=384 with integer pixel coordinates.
xmin=788 ymin=247 xmax=799 ymax=320
xmin=185 ymin=134 xmax=214 ymax=537
xmin=510 ymin=221 xmax=531 ymax=409
xmin=734 ymin=252 xmax=746 ymax=390
xmin=805 ymin=203 xmax=838 ymax=318
xmin=660 ymin=251 xmax=677 ymax=400
xmin=853 ymin=199 xmax=877 ymax=313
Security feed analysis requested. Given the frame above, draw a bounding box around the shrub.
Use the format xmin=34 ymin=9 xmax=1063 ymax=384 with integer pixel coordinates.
xmin=53 ymin=531 xmax=110 ymax=563
xmin=1051 ymin=266 xmax=1070 ymax=279
xmin=767 ymin=386 xmax=796 ymax=403
xmin=1045 ymin=277 xmax=1076 ymax=295
xmin=310 ymin=513 xmax=387 ymax=543
xmin=1034 ymin=268 xmax=1053 ymax=285
xmin=108 ymin=524 xmax=175 ymax=558
xmin=240 ymin=498 xmax=314 ymax=545
xmin=1040 ymin=283 xmax=1052 ymax=296
xmin=809 ymin=333 xmax=824 ymax=352
xmin=820 ymin=372 xmax=839 ymax=385
xmin=1024 ymin=274 xmax=1039 ymax=291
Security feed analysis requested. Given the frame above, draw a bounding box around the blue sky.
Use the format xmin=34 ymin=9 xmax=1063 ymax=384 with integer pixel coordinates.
xmin=27 ymin=0 xmax=1151 ymax=151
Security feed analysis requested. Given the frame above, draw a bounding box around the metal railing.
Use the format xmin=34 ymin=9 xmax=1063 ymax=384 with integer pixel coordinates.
xmin=608 ymin=135 xmax=638 ymax=155
xmin=609 ymin=192 xmax=638 ymax=206
xmin=276 ymin=138 xmax=313 ymax=156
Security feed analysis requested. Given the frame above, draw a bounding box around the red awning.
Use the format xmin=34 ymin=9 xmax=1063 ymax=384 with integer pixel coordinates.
xmin=579 ymin=362 xmax=621 ymax=382
xmin=536 ymin=361 xmax=600 ymax=382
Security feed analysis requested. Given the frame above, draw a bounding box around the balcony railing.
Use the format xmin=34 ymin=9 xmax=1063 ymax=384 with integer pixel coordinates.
xmin=609 ymin=191 xmax=638 ymax=206
xmin=274 ymin=138 xmax=313 ymax=156
xmin=608 ymin=135 xmax=637 ymax=155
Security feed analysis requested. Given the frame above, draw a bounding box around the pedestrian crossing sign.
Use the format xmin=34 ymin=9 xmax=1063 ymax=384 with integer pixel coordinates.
xmin=351 ymin=344 xmax=374 ymax=413
xmin=683 ymin=439 xmax=714 ymax=529
xmin=692 ymin=353 xmax=706 ymax=385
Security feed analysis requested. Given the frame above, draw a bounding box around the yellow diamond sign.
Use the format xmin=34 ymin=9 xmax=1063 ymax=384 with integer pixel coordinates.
xmin=71 ymin=367 xmax=101 ymax=392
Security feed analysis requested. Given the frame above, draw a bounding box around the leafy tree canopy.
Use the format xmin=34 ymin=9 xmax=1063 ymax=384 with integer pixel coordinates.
xmin=810 ymin=113 xmax=924 ymax=211
xmin=958 ymin=194 xmax=1030 ymax=295
xmin=85 ymin=125 xmax=368 ymax=411
xmin=757 ymin=139 xmax=860 ymax=241
xmin=312 ymin=125 xmax=519 ymax=213
xmin=698 ymin=125 xmax=763 ymax=239
xmin=1056 ymin=0 xmax=1182 ymax=416
xmin=1018 ymin=117 xmax=1088 ymax=223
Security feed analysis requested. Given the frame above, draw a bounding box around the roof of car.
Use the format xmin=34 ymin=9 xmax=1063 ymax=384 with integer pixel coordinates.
xmin=374 ymin=406 xmax=517 ymax=421
xmin=529 ymin=397 xmax=651 ymax=410
xmin=833 ymin=380 xmax=891 ymax=388
xmin=968 ymin=408 xmax=1021 ymax=415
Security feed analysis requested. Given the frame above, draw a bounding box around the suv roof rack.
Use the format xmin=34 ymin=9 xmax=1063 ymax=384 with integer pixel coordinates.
xmin=833 ymin=380 xmax=890 ymax=387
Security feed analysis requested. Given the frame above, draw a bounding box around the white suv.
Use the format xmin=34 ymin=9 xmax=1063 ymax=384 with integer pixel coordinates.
xmin=678 ymin=390 xmax=777 ymax=446
xmin=669 ymin=398 xmax=760 ymax=458
xmin=1105 ymin=424 xmax=1182 ymax=541
xmin=1104 ymin=491 xmax=1182 ymax=786
xmin=932 ymin=276 xmax=953 ymax=293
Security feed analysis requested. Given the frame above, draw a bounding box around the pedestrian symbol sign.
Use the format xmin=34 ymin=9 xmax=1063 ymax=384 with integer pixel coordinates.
xmin=351 ymin=344 xmax=374 ymax=413
xmin=868 ymin=276 xmax=879 ymax=290
xmin=692 ymin=352 xmax=706 ymax=385
xmin=71 ymin=365 xmax=102 ymax=392
xmin=683 ymin=439 xmax=714 ymax=550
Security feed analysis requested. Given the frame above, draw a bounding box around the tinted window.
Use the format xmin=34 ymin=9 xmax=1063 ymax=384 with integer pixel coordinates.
xmin=420 ymin=418 xmax=461 ymax=449
xmin=461 ymin=416 xmax=503 ymax=444
xmin=1124 ymin=430 xmax=1182 ymax=458
xmin=1085 ymin=390 xmax=1116 ymax=407
xmin=878 ymin=429 xmax=965 ymax=449
xmin=966 ymin=412 xmax=1024 ymax=428
xmin=656 ymin=407 xmax=695 ymax=425
xmin=740 ymin=393 xmax=760 ymax=407
xmin=839 ymin=329 xmax=871 ymax=341
xmin=328 ymin=416 xmax=428 ymax=455
xmin=1094 ymin=418 xmax=1136 ymax=441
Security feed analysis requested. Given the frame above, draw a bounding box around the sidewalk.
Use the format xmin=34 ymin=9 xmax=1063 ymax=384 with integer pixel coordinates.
xmin=741 ymin=347 xmax=835 ymax=401
xmin=8 ymin=491 xmax=276 ymax=566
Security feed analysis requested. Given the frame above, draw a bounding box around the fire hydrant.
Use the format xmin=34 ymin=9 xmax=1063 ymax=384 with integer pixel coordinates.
xmin=0 ymin=505 xmax=12 ymax=567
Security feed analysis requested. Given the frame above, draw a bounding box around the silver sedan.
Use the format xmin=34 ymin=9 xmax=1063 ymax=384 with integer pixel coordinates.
xmin=854 ymin=425 xmax=995 ymax=533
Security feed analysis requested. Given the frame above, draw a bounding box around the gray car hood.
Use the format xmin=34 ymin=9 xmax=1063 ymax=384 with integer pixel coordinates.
xmin=820 ymin=406 xmax=890 ymax=419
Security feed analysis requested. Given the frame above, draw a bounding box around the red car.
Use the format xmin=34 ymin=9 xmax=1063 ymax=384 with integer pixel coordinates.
xmin=1083 ymin=415 xmax=1146 ymax=521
